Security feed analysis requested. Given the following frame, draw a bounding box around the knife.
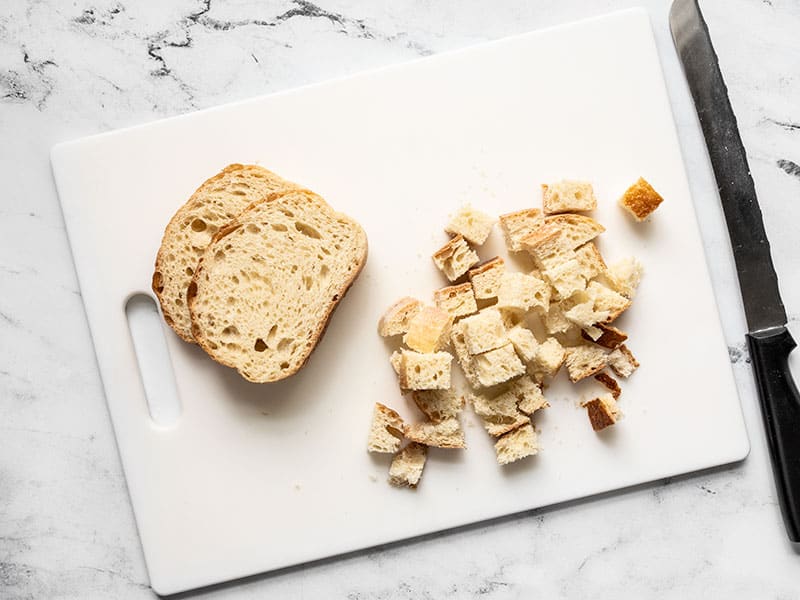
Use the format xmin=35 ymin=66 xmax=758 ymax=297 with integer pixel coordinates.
xmin=670 ymin=0 xmax=800 ymax=542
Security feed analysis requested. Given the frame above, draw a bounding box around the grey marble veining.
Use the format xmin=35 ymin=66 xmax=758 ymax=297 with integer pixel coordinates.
xmin=2 ymin=1 xmax=799 ymax=598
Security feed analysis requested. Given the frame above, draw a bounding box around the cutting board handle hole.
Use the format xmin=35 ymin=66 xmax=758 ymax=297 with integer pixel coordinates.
xmin=125 ymin=294 xmax=182 ymax=428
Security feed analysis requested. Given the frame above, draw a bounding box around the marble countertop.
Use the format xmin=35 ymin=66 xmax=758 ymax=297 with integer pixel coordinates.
xmin=2 ymin=0 xmax=799 ymax=598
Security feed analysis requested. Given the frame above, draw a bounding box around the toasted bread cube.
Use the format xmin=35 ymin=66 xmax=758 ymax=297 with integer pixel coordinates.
xmin=398 ymin=350 xmax=452 ymax=390
xmin=581 ymin=322 xmax=628 ymax=349
xmin=450 ymin=321 xmax=481 ymax=388
xmin=533 ymin=337 xmax=566 ymax=377
xmin=586 ymin=281 xmax=631 ymax=323
xmin=496 ymin=272 xmax=550 ymax=313
xmin=473 ymin=343 xmax=526 ymax=388
xmin=499 ymin=208 xmax=545 ymax=252
xmin=461 ymin=308 xmax=507 ymax=355
xmin=544 ymin=259 xmax=587 ymax=299
xmin=403 ymin=305 xmax=453 ymax=353
xmin=389 ymin=442 xmax=427 ymax=487
xmin=619 ymin=177 xmax=664 ymax=221
xmin=583 ymin=393 xmax=622 ymax=431
xmin=594 ymin=371 xmax=621 ymax=399
xmin=367 ymin=403 xmax=405 ymax=453
xmin=404 ymin=417 xmax=466 ymax=448
xmin=378 ymin=296 xmax=423 ymax=337
xmin=543 ymin=214 xmax=605 ymax=250
xmin=495 ymin=423 xmax=539 ymax=465
xmin=512 ymin=376 xmax=549 ymax=415
xmin=432 ymin=234 xmax=480 ymax=281
xmin=468 ymin=257 xmax=505 ymax=300
xmin=542 ymin=180 xmax=597 ymax=214
xmin=507 ymin=326 xmax=539 ymax=364
xmin=412 ymin=388 xmax=464 ymax=422
xmin=575 ymin=242 xmax=607 ymax=280
xmin=471 ymin=391 xmax=530 ymax=437
xmin=445 ymin=205 xmax=496 ymax=245
xmin=544 ymin=304 xmax=572 ymax=335
xmin=608 ymin=344 xmax=639 ymax=378
xmin=565 ymin=344 xmax=608 ymax=382
xmin=607 ymin=257 xmax=643 ymax=299
xmin=433 ymin=282 xmax=478 ymax=320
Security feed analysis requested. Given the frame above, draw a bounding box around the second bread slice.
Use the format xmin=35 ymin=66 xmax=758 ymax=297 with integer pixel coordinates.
xmin=188 ymin=188 xmax=368 ymax=382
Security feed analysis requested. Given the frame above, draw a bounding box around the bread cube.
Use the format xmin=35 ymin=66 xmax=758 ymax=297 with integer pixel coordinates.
xmin=367 ymin=403 xmax=405 ymax=453
xmin=411 ymin=388 xmax=464 ymax=423
xmin=460 ymin=308 xmax=507 ymax=355
xmin=473 ymin=343 xmax=525 ymax=388
xmin=607 ymin=344 xmax=639 ymax=378
xmin=544 ymin=259 xmax=587 ymax=299
xmin=521 ymin=222 xmax=570 ymax=270
xmin=582 ymin=393 xmax=622 ymax=431
xmin=580 ymin=322 xmax=628 ymax=349
xmin=494 ymin=423 xmax=539 ymax=465
xmin=618 ymin=177 xmax=664 ymax=222
xmin=499 ymin=208 xmax=545 ymax=252
xmin=389 ymin=442 xmax=427 ymax=487
xmin=514 ymin=377 xmax=549 ymax=415
xmin=445 ymin=205 xmax=496 ymax=245
xmin=404 ymin=417 xmax=466 ymax=448
xmin=543 ymin=214 xmax=605 ymax=250
xmin=378 ymin=296 xmax=422 ymax=337
xmin=432 ymin=234 xmax=480 ymax=281
xmin=471 ymin=390 xmax=529 ymax=437
xmin=403 ymin=305 xmax=453 ymax=353
xmin=389 ymin=350 xmax=403 ymax=375
xmin=595 ymin=371 xmax=621 ymax=399
xmin=544 ymin=303 xmax=572 ymax=335
xmin=533 ymin=337 xmax=566 ymax=376
xmin=575 ymin=242 xmax=607 ymax=280
xmin=496 ymin=272 xmax=550 ymax=313
xmin=398 ymin=350 xmax=452 ymax=390
xmin=564 ymin=300 xmax=609 ymax=330
xmin=468 ymin=257 xmax=505 ymax=300
xmin=586 ymin=281 xmax=631 ymax=323
xmin=507 ymin=326 xmax=539 ymax=364
xmin=542 ymin=180 xmax=597 ymax=214
xmin=607 ymin=256 xmax=643 ymax=299
xmin=564 ymin=344 xmax=608 ymax=382
xmin=450 ymin=321 xmax=482 ymax=388
xmin=433 ymin=282 xmax=478 ymax=319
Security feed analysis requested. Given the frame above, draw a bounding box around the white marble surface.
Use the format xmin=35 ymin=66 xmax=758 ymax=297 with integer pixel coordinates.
xmin=1 ymin=0 xmax=799 ymax=598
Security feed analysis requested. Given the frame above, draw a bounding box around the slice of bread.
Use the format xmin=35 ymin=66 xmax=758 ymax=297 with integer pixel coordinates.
xmin=403 ymin=305 xmax=453 ymax=353
xmin=433 ymin=283 xmax=478 ymax=320
xmin=468 ymin=257 xmax=506 ymax=300
xmin=582 ymin=393 xmax=622 ymax=431
xmin=499 ymin=208 xmax=545 ymax=252
xmin=404 ymin=417 xmax=466 ymax=449
xmin=378 ymin=296 xmax=423 ymax=337
xmin=494 ymin=422 xmax=539 ymax=465
xmin=542 ymin=180 xmax=597 ymax=214
xmin=445 ymin=205 xmax=496 ymax=245
xmin=619 ymin=177 xmax=664 ymax=221
xmin=432 ymin=234 xmax=480 ymax=281
xmin=187 ymin=188 xmax=367 ymax=382
xmin=389 ymin=442 xmax=427 ymax=488
xmin=153 ymin=164 xmax=297 ymax=342
xmin=367 ymin=403 xmax=405 ymax=453
xmin=411 ymin=389 xmax=464 ymax=422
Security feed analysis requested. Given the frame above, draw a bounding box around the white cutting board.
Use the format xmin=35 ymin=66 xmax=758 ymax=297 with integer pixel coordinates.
xmin=51 ymin=9 xmax=748 ymax=595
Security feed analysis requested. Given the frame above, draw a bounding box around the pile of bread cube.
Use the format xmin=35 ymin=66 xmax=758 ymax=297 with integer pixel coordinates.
xmin=368 ymin=178 xmax=664 ymax=488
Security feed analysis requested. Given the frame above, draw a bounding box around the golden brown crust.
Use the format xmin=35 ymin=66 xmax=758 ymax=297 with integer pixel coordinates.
xmin=594 ymin=371 xmax=621 ymax=399
xmin=619 ymin=177 xmax=664 ymax=221
xmin=585 ymin=398 xmax=616 ymax=431
xmin=187 ymin=188 xmax=368 ymax=382
xmin=581 ymin=322 xmax=628 ymax=349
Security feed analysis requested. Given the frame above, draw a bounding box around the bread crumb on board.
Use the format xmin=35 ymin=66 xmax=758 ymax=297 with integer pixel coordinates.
xmin=372 ymin=177 xmax=652 ymax=487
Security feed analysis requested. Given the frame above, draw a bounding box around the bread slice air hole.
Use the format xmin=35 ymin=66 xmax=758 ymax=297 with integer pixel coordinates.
xmin=271 ymin=223 xmax=288 ymax=232
xmin=294 ymin=222 xmax=321 ymax=239
xmin=191 ymin=219 xmax=207 ymax=232
xmin=246 ymin=224 xmax=261 ymax=234
xmin=254 ymin=338 xmax=267 ymax=352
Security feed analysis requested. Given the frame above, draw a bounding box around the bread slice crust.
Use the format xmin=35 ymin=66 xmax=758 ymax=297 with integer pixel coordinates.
xmin=187 ymin=188 xmax=367 ymax=382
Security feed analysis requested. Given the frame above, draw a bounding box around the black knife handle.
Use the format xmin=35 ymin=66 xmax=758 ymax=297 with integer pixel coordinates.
xmin=747 ymin=326 xmax=800 ymax=542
